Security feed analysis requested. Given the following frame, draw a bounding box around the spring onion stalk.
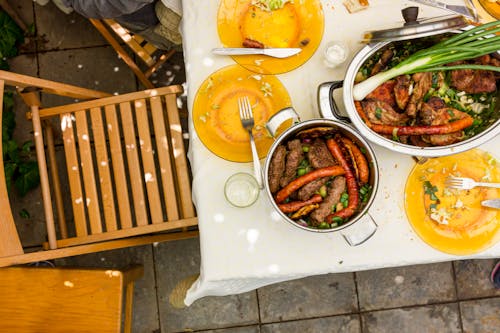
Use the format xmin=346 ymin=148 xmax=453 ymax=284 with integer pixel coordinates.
xmin=353 ymin=20 xmax=500 ymax=101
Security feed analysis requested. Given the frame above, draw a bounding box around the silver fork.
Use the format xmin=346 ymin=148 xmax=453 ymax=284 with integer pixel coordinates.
xmin=238 ymin=96 xmax=263 ymax=189
xmin=445 ymin=176 xmax=500 ymax=190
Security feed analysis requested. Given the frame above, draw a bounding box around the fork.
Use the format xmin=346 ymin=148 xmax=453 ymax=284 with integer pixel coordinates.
xmin=238 ymin=96 xmax=263 ymax=189
xmin=445 ymin=176 xmax=500 ymax=190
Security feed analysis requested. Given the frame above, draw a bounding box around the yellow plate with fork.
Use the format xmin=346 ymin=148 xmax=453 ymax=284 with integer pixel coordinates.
xmin=193 ymin=65 xmax=292 ymax=162
xmin=405 ymin=149 xmax=500 ymax=255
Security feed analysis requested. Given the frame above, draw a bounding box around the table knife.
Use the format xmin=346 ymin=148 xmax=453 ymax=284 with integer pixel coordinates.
xmin=409 ymin=0 xmax=476 ymax=20
xmin=481 ymin=199 xmax=500 ymax=209
xmin=212 ymin=48 xmax=302 ymax=58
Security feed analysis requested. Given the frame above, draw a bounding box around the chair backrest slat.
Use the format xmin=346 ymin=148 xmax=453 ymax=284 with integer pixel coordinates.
xmin=120 ymin=101 xmax=148 ymax=225
xmin=104 ymin=105 xmax=133 ymax=228
xmin=150 ymin=96 xmax=179 ymax=221
xmin=104 ymin=19 xmax=155 ymax=66
xmin=61 ymin=113 xmax=88 ymax=236
xmin=165 ymin=94 xmax=196 ymax=218
xmin=134 ymin=99 xmax=163 ymax=224
xmin=75 ymin=110 xmax=103 ymax=234
xmin=90 ymin=107 xmax=118 ymax=232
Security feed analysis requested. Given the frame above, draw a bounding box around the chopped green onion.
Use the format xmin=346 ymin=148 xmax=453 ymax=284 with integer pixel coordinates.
xmin=353 ymin=21 xmax=500 ymax=100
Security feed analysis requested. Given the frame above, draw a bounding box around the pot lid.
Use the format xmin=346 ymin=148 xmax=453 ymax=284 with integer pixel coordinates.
xmin=362 ymin=8 xmax=469 ymax=43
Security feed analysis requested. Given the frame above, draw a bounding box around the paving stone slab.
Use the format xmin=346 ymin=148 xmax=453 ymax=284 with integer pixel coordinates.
xmin=454 ymin=259 xmax=500 ymax=299
xmin=361 ymin=303 xmax=461 ymax=333
xmin=460 ymin=297 xmax=500 ymax=333
xmin=154 ymin=238 xmax=259 ymax=332
xmin=261 ymin=315 xmax=360 ymax=333
xmin=356 ymin=262 xmax=456 ymax=311
xmin=34 ymin=1 xmax=106 ymax=51
xmin=54 ymin=245 xmax=159 ymax=333
xmin=258 ymin=273 xmax=357 ymax=323
xmin=38 ymin=47 xmax=136 ymax=106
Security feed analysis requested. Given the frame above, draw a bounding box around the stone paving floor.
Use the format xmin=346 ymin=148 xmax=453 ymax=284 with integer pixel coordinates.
xmin=5 ymin=1 xmax=500 ymax=332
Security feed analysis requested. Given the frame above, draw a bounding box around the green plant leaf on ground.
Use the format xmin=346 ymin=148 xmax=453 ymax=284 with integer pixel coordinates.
xmin=15 ymin=161 xmax=39 ymax=197
xmin=19 ymin=208 xmax=30 ymax=219
xmin=0 ymin=10 xmax=24 ymax=59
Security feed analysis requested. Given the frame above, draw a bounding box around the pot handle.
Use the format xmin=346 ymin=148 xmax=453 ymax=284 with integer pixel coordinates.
xmin=318 ymin=81 xmax=351 ymax=123
xmin=266 ymin=107 xmax=300 ymax=137
xmin=340 ymin=213 xmax=378 ymax=246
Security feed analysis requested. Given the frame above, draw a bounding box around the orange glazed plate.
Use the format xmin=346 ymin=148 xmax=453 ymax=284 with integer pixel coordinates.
xmin=193 ymin=65 xmax=292 ymax=162
xmin=405 ymin=149 xmax=500 ymax=255
xmin=217 ymin=0 xmax=324 ymax=74
xmin=476 ymin=0 xmax=500 ymax=20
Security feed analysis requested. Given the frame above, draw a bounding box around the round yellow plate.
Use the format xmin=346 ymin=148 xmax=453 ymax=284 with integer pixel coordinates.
xmin=193 ymin=65 xmax=292 ymax=162
xmin=475 ymin=0 xmax=500 ymax=21
xmin=405 ymin=149 xmax=500 ymax=255
xmin=217 ymin=0 xmax=324 ymax=74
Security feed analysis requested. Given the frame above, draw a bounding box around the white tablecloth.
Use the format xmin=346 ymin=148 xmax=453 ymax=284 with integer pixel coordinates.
xmin=180 ymin=0 xmax=500 ymax=305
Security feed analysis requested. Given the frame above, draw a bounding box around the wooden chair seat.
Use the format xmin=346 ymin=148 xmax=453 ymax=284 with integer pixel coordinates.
xmin=90 ymin=18 xmax=175 ymax=89
xmin=0 ymin=70 xmax=197 ymax=267
xmin=0 ymin=265 xmax=143 ymax=333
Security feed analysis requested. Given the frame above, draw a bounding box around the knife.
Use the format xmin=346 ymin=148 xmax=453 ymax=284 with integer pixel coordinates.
xmin=212 ymin=48 xmax=302 ymax=59
xmin=481 ymin=199 xmax=500 ymax=209
xmin=409 ymin=0 xmax=476 ymax=20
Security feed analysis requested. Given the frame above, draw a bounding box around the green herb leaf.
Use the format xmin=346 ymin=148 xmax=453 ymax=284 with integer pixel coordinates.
xmin=423 ymin=180 xmax=439 ymax=202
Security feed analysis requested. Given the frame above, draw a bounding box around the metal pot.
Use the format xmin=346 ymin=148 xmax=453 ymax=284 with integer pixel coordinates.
xmin=263 ymin=108 xmax=379 ymax=246
xmin=319 ymin=18 xmax=500 ymax=157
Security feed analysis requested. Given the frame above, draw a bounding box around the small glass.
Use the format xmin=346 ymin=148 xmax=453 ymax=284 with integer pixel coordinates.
xmin=323 ymin=41 xmax=349 ymax=68
xmin=224 ymin=173 xmax=259 ymax=208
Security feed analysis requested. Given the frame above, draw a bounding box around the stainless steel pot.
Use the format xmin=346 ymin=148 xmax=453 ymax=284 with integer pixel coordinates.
xmin=263 ymin=108 xmax=379 ymax=246
xmin=319 ymin=30 xmax=500 ymax=157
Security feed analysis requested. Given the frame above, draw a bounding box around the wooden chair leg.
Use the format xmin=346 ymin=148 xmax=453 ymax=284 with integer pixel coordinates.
xmin=31 ymin=105 xmax=57 ymax=249
xmin=45 ymin=122 xmax=68 ymax=238
xmin=89 ymin=19 xmax=155 ymax=89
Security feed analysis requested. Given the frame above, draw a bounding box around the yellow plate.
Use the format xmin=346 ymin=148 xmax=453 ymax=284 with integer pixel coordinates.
xmin=217 ymin=0 xmax=324 ymax=74
xmin=475 ymin=0 xmax=500 ymax=21
xmin=405 ymin=149 xmax=500 ymax=255
xmin=193 ymin=65 xmax=292 ymax=162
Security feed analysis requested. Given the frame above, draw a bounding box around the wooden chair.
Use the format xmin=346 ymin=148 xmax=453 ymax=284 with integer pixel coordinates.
xmin=90 ymin=18 xmax=175 ymax=89
xmin=0 ymin=265 xmax=143 ymax=333
xmin=0 ymin=70 xmax=197 ymax=267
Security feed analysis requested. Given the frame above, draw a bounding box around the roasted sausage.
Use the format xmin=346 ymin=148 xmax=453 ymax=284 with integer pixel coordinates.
xmin=355 ymin=101 xmax=474 ymax=136
xmin=278 ymin=194 xmax=323 ymax=213
xmin=242 ymin=38 xmax=264 ymax=49
xmin=325 ymin=137 xmax=360 ymax=221
xmin=340 ymin=137 xmax=369 ymax=184
xmin=275 ymin=166 xmax=345 ymax=203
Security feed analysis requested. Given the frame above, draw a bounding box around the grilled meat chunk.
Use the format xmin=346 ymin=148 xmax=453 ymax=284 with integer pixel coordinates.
xmin=406 ymin=72 xmax=433 ymax=117
xmin=450 ymin=68 xmax=497 ymax=94
xmin=310 ymin=176 xmax=346 ymax=225
xmin=279 ymin=139 xmax=303 ymax=188
xmin=366 ymin=80 xmax=396 ymax=108
xmin=394 ymin=75 xmax=411 ymax=110
xmin=362 ymin=99 xmax=409 ymax=125
xmin=371 ymin=49 xmax=394 ymax=75
xmin=268 ymin=144 xmax=287 ymax=193
xmin=307 ymin=138 xmax=336 ymax=169
xmin=419 ymin=100 xmax=468 ymax=146
xmin=297 ymin=177 xmax=329 ymax=201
